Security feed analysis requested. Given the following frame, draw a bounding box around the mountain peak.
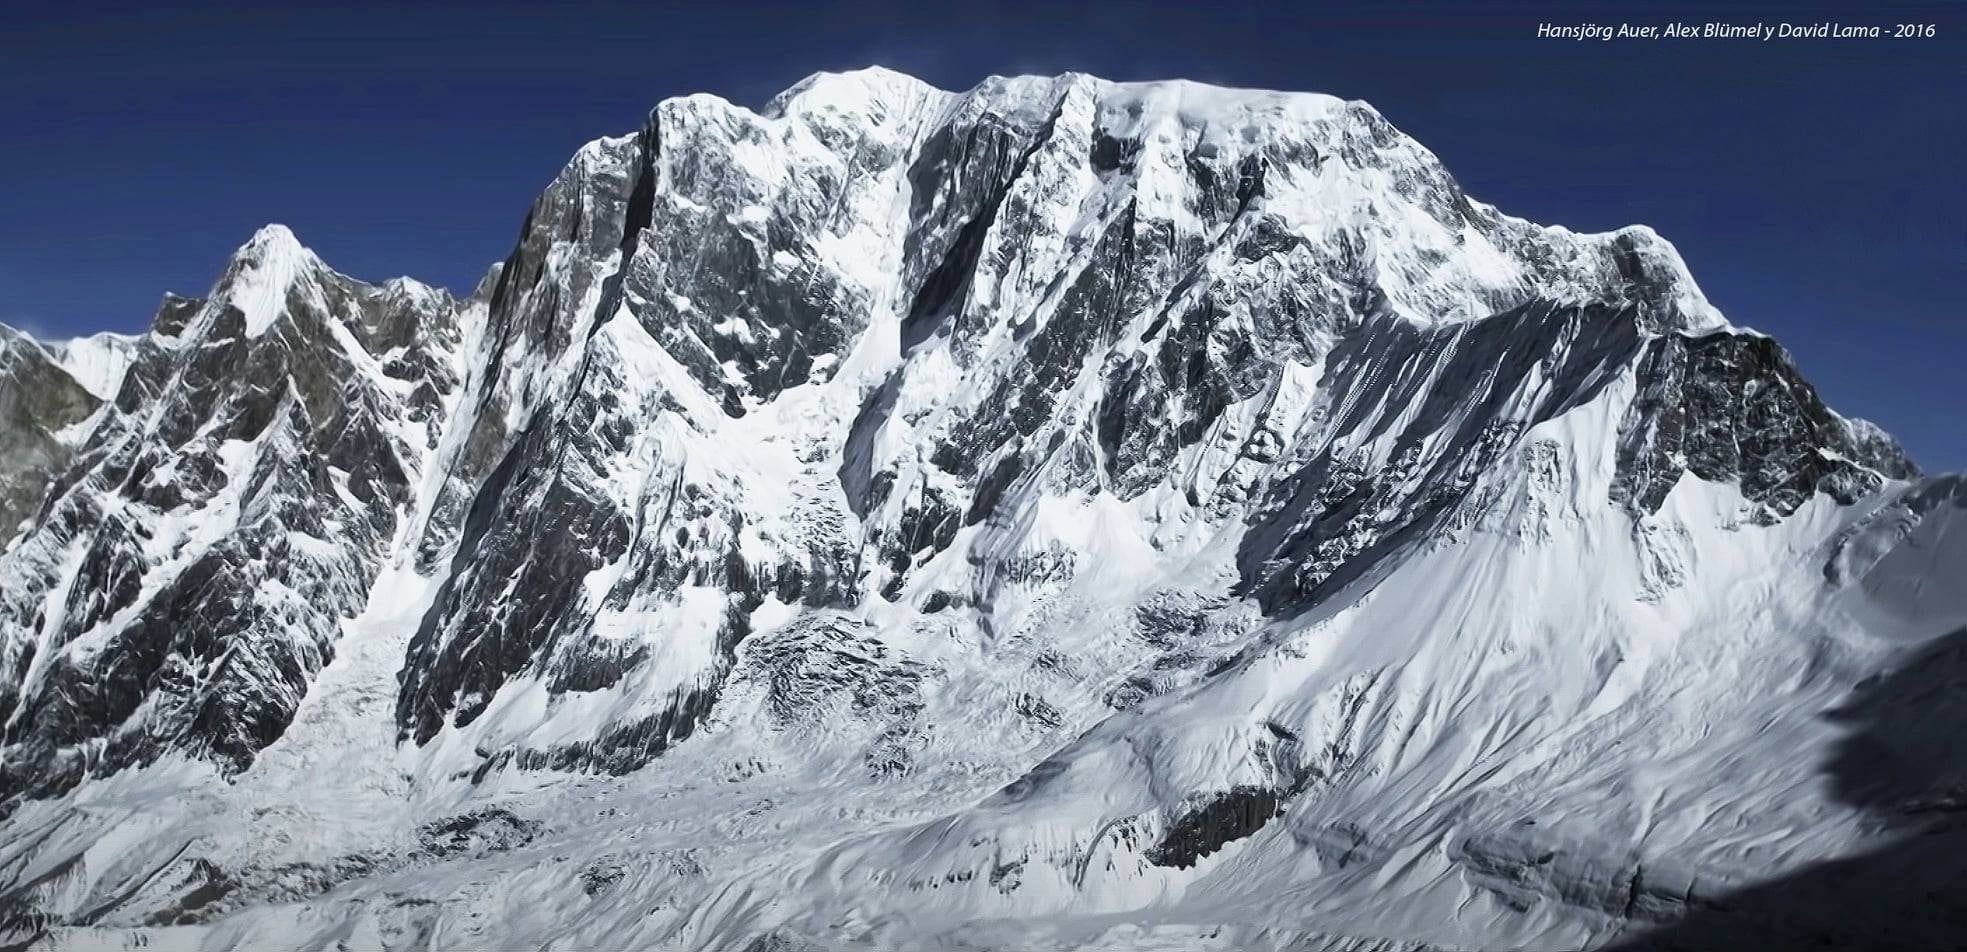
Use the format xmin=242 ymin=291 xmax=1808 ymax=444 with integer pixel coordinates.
xmin=1098 ymin=74 xmax=1349 ymax=121
xmin=777 ymin=64 xmax=939 ymax=99
xmin=44 ymin=330 xmax=139 ymax=400
xmin=759 ymin=68 xmax=1359 ymax=141
xmin=239 ymin=221 xmax=308 ymax=257
xmin=249 ymin=220 xmax=295 ymax=241
xmin=215 ymin=222 xmax=327 ymax=337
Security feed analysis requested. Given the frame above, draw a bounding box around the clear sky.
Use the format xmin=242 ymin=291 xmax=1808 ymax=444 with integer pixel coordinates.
xmin=2 ymin=0 xmax=1960 ymax=469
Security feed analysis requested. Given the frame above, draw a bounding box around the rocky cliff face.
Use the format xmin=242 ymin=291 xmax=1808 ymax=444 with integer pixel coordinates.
xmin=0 ymin=328 xmax=100 ymax=542
xmin=0 ymin=68 xmax=1959 ymax=951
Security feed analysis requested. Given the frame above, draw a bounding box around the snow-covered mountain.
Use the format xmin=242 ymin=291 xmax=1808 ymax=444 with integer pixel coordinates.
xmin=0 ymin=68 xmax=1960 ymax=951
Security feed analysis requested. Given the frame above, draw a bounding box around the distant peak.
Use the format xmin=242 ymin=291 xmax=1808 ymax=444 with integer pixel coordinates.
xmin=227 ymin=222 xmax=324 ymax=280
xmin=242 ymin=222 xmax=306 ymax=255
xmin=468 ymin=262 xmax=505 ymax=304
xmin=764 ymin=66 xmax=947 ymax=119
xmin=791 ymin=64 xmax=925 ymax=89
xmin=0 ymin=320 xmax=35 ymax=349
xmin=382 ymin=275 xmax=441 ymax=296
xmin=45 ymin=330 xmax=139 ymax=400
xmin=1602 ymin=225 xmax=1729 ymax=333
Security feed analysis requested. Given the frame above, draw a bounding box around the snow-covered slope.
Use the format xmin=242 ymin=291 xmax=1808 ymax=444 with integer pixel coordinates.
xmin=44 ymin=331 xmax=141 ymax=402
xmin=0 ymin=68 xmax=1959 ymax=951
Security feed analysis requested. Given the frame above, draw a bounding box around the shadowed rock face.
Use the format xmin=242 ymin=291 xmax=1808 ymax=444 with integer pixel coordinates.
xmin=1236 ymin=301 xmax=1650 ymax=613
xmin=1145 ymin=783 xmax=1299 ymax=869
xmin=0 ymin=329 xmax=99 ymax=541
xmin=1614 ymin=332 xmax=1918 ymax=522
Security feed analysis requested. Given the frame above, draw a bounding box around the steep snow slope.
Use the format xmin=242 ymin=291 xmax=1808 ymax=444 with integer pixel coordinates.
xmin=44 ymin=331 xmax=141 ymax=402
xmin=0 ymin=68 xmax=1959 ymax=951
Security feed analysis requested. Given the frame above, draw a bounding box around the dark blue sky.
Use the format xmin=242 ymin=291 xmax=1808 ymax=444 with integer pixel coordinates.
xmin=3 ymin=1 xmax=1960 ymax=469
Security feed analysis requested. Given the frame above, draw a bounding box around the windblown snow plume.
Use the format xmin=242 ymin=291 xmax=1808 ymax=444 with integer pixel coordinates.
xmin=1 ymin=69 xmax=1961 ymax=951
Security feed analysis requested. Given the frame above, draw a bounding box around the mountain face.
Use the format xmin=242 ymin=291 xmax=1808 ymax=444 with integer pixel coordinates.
xmin=0 ymin=68 xmax=1959 ymax=951
xmin=0 ymin=329 xmax=99 ymax=542
xmin=0 ymin=231 xmax=471 ymax=807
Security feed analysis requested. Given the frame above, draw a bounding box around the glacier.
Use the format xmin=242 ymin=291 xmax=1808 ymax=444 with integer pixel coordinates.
xmin=0 ymin=67 xmax=1961 ymax=950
